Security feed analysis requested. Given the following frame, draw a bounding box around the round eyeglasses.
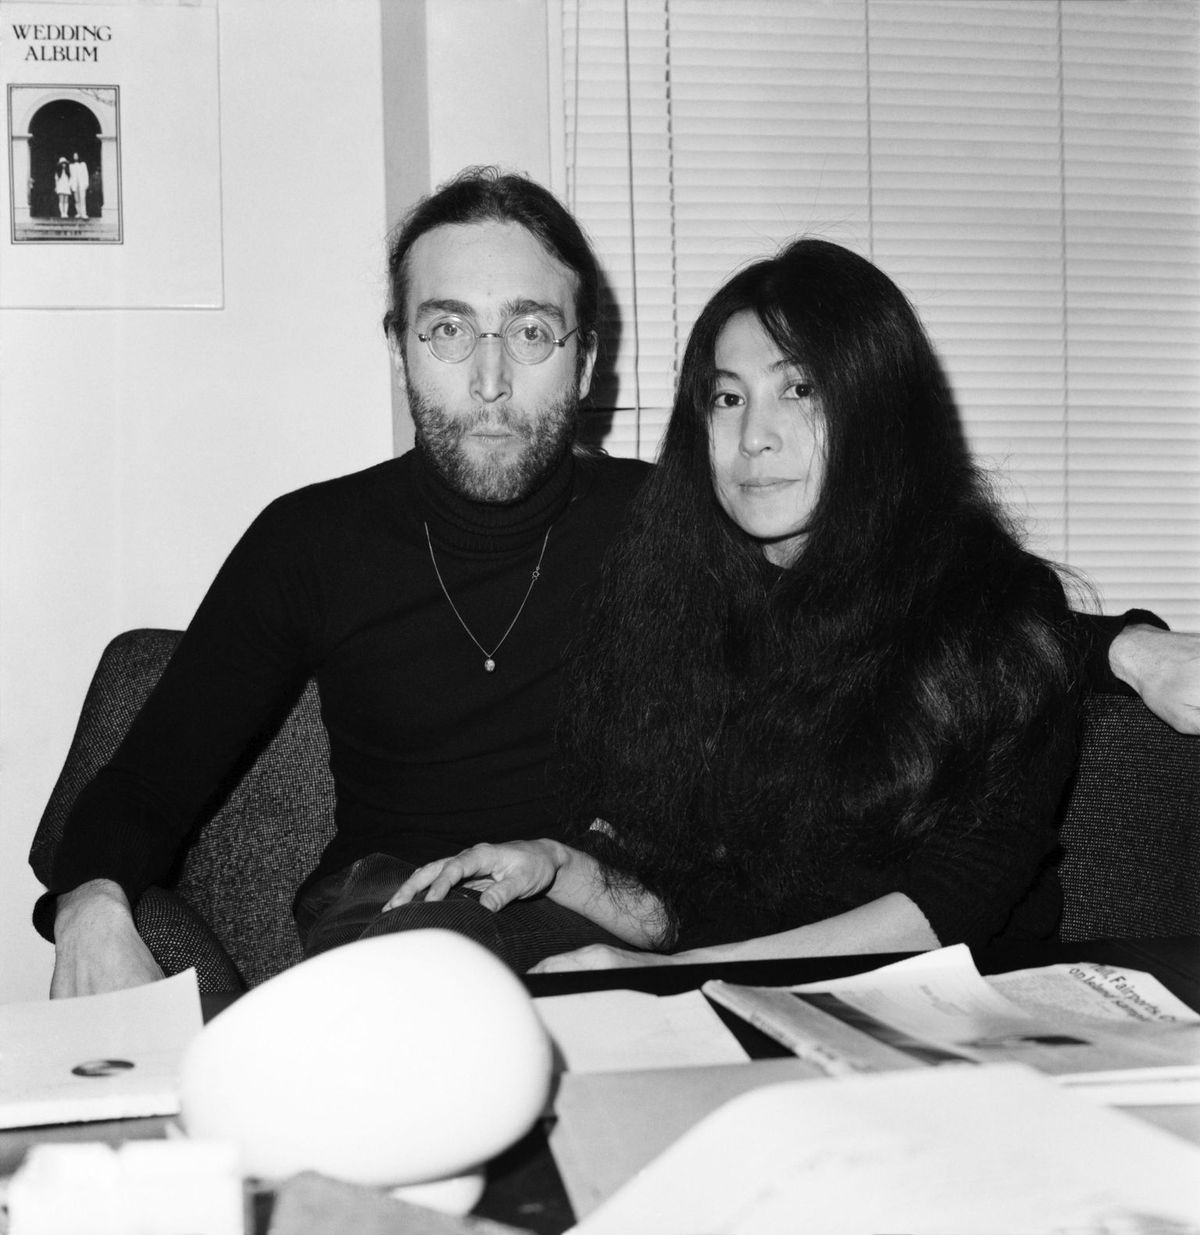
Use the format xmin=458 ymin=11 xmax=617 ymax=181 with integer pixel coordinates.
xmin=415 ymin=313 xmax=580 ymax=365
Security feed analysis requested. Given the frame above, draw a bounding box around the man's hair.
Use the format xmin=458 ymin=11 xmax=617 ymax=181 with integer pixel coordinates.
xmin=382 ymin=166 xmax=601 ymax=346
xmin=560 ymin=237 xmax=1078 ymax=950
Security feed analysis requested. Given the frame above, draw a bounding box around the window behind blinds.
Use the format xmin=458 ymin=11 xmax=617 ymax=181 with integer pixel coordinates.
xmin=1061 ymin=2 xmax=1200 ymax=621
xmin=866 ymin=2 xmax=1068 ymax=556
xmin=553 ymin=0 xmax=1199 ymax=628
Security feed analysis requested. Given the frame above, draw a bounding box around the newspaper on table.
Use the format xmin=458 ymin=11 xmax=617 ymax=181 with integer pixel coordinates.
xmin=703 ymin=944 xmax=1200 ymax=1104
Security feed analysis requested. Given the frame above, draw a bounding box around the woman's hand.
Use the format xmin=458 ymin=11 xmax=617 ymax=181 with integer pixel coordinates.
xmin=383 ymin=840 xmax=568 ymax=913
xmin=529 ymin=943 xmax=674 ymax=972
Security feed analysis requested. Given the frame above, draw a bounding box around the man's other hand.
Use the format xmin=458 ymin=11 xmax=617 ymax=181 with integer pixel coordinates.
xmin=1109 ymin=625 xmax=1200 ymax=735
xmin=50 ymin=879 xmax=164 ymax=998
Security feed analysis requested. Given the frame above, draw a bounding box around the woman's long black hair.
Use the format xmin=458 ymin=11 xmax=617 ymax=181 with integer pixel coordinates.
xmin=559 ymin=238 xmax=1078 ymax=948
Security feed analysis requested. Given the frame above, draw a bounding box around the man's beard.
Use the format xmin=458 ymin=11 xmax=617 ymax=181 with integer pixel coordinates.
xmin=406 ymin=376 xmax=579 ymax=504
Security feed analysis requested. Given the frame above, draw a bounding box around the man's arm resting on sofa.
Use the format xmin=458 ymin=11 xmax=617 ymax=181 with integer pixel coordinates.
xmin=50 ymin=879 xmax=164 ymax=999
xmin=1109 ymin=624 xmax=1200 ymax=735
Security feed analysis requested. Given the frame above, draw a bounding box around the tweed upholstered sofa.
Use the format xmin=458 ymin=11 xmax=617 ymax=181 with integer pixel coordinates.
xmin=30 ymin=629 xmax=334 ymax=991
xmin=28 ymin=628 xmax=1200 ymax=992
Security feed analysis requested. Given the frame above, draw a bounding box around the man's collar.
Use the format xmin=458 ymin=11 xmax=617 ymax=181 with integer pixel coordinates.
xmin=415 ymin=447 xmax=576 ymax=557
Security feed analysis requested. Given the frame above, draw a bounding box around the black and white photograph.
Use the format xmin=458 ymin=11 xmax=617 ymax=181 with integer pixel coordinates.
xmin=0 ymin=3 xmax=1197 ymax=1232
xmin=7 ymin=82 xmax=121 ymax=243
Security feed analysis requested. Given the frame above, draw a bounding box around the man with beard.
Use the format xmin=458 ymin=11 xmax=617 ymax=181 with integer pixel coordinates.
xmin=38 ymin=168 xmax=1200 ymax=997
xmin=42 ymin=167 xmax=648 ymax=997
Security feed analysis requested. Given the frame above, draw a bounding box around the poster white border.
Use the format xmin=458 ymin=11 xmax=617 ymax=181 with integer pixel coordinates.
xmin=0 ymin=2 xmax=223 ymax=308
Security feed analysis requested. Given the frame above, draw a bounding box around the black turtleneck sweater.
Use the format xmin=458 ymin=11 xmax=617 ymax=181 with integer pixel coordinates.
xmin=45 ymin=448 xmax=651 ymax=911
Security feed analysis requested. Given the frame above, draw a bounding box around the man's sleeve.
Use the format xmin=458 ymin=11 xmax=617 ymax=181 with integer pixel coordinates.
xmin=1070 ymin=607 xmax=1168 ymax=694
xmin=32 ymin=495 xmax=322 ymax=940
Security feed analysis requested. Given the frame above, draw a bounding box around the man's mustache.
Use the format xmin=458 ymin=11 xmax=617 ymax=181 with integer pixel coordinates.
xmin=453 ymin=405 xmax=534 ymax=439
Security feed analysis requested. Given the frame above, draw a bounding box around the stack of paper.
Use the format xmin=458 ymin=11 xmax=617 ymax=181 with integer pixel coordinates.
xmin=549 ymin=1057 xmax=816 ymax=1217
xmin=541 ymin=947 xmax=1200 ymax=1227
xmin=0 ymin=969 xmax=203 ymax=1129
xmin=566 ymin=1064 xmax=1200 ymax=1234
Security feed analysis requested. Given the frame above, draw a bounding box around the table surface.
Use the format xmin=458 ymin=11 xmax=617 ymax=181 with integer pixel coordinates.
xmin=479 ymin=936 xmax=1200 ymax=1233
xmin=4 ymin=937 xmax=1198 ymax=1235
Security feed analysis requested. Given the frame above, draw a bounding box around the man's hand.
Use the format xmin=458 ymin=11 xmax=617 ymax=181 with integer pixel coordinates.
xmin=50 ymin=879 xmax=164 ymax=998
xmin=1109 ymin=625 xmax=1200 ymax=735
xmin=383 ymin=840 xmax=569 ymax=913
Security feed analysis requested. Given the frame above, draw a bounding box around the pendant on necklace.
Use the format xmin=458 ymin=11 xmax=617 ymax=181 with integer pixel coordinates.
xmin=424 ymin=520 xmax=550 ymax=680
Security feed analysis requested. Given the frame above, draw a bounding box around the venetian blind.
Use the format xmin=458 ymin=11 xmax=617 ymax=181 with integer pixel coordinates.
xmin=553 ymin=0 xmax=1199 ymax=628
xmin=1061 ymin=1 xmax=1200 ymax=622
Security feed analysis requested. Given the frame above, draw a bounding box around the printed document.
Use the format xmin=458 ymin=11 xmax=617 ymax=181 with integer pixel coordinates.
xmin=534 ymin=988 xmax=749 ymax=1073
xmin=703 ymin=944 xmax=1200 ymax=1102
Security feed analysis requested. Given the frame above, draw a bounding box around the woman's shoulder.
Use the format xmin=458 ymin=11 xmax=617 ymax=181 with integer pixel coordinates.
xmin=930 ymin=531 xmax=1069 ymax=623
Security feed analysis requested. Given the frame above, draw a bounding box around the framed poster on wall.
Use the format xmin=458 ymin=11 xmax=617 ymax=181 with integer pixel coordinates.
xmin=0 ymin=1 xmax=222 ymax=307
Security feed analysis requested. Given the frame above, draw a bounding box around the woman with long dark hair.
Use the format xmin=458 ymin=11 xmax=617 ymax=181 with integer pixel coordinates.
xmin=389 ymin=238 xmax=1084 ymax=963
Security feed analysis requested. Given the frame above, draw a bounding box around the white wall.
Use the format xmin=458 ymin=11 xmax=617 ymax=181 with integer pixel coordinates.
xmin=425 ymin=0 xmax=550 ymax=185
xmin=0 ymin=0 xmax=394 ymax=1001
xmin=388 ymin=0 xmax=552 ymax=454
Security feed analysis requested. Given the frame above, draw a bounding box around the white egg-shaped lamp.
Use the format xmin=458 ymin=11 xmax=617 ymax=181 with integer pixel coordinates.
xmin=179 ymin=930 xmax=552 ymax=1207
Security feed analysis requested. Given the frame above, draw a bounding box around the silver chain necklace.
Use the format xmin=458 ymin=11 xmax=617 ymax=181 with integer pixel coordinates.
xmin=424 ymin=521 xmax=552 ymax=672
